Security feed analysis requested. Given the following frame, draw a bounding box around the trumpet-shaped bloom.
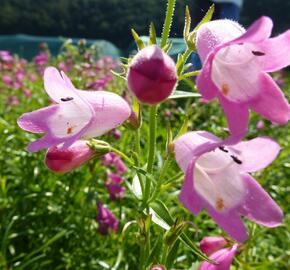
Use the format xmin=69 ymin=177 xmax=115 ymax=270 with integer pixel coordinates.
xmin=96 ymin=202 xmax=118 ymax=235
xmin=196 ymin=17 xmax=290 ymax=142
xmin=45 ymin=140 xmax=95 ymax=173
xmin=17 ymin=67 xmax=131 ymax=152
xmin=200 ymin=236 xmax=228 ymax=256
xmin=199 ymin=244 xmax=238 ymax=270
xmin=174 ymin=131 xmax=283 ymax=242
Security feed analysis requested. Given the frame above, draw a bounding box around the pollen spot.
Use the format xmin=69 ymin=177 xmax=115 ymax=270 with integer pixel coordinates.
xmin=67 ymin=127 xmax=73 ymax=134
xmin=221 ymin=83 xmax=229 ymax=96
xmin=216 ymin=197 xmax=225 ymax=211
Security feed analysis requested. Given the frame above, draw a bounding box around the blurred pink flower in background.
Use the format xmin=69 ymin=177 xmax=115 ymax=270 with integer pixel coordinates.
xmin=96 ymin=202 xmax=118 ymax=235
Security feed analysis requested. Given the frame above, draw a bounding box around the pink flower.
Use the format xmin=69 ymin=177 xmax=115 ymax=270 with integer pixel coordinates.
xmin=196 ymin=17 xmax=290 ymax=142
xmin=34 ymin=52 xmax=49 ymax=66
xmin=127 ymin=45 xmax=177 ymax=104
xmin=150 ymin=266 xmax=166 ymax=270
xmin=7 ymin=96 xmax=20 ymax=106
xmin=23 ymin=89 xmax=32 ymax=97
xmin=2 ymin=74 xmax=13 ymax=86
xmin=174 ymin=131 xmax=283 ymax=242
xmin=200 ymin=236 xmax=228 ymax=256
xmin=17 ymin=67 xmax=131 ymax=152
xmin=45 ymin=140 xmax=95 ymax=173
xmin=256 ymin=120 xmax=265 ymax=130
xmin=101 ymin=152 xmax=127 ymax=174
xmin=96 ymin=202 xmax=118 ymax=235
xmin=199 ymin=244 xmax=238 ymax=270
xmin=0 ymin=51 xmax=13 ymax=62
xmin=105 ymin=172 xmax=125 ymax=200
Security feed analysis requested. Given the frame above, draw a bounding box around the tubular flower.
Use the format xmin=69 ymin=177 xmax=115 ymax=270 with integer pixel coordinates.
xmin=45 ymin=140 xmax=95 ymax=173
xmin=200 ymin=236 xmax=228 ymax=256
xmin=17 ymin=67 xmax=131 ymax=152
xmin=174 ymin=131 xmax=283 ymax=242
xmin=96 ymin=202 xmax=118 ymax=235
xmin=199 ymin=244 xmax=238 ymax=270
xmin=196 ymin=17 xmax=290 ymax=142
xmin=127 ymin=45 xmax=177 ymax=105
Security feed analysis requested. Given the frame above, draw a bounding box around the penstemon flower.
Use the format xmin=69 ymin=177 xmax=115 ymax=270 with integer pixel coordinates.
xmin=45 ymin=140 xmax=95 ymax=173
xmin=200 ymin=236 xmax=228 ymax=256
xmin=127 ymin=45 xmax=177 ymax=105
xmin=17 ymin=67 xmax=131 ymax=152
xmin=174 ymin=131 xmax=283 ymax=242
xmin=199 ymin=243 xmax=238 ymax=270
xmin=96 ymin=202 xmax=119 ymax=235
xmin=196 ymin=16 xmax=290 ymax=142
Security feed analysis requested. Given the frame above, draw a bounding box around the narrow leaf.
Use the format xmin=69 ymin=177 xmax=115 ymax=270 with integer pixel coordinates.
xmin=176 ymin=53 xmax=184 ymax=75
xmin=150 ymin=200 xmax=174 ymax=226
xmin=161 ymin=0 xmax=176 ymax=48
xmin=168 ymin=90 xmax=201 ymax=99
xmin=131 ymin=28 xmax=145 ymax=50
xmin=163 ymin=42 xmax=172 ymax=54
xmin=165 ymin=239 xmax=180 ymax=269
xmin=149 ymin=22 xmax=157 ymax=45
xmin=194 ymin=4 xmax=215 ymax=31
xmin=183 ymin=5 xmax=191 ymax=39
xmin=175 ymin=117 xmax=188 ymax=140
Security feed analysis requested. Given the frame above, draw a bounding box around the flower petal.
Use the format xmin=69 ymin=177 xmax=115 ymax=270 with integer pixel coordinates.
xmin=226 ymin=16 xmax=273 ymax=45
xmin=199 ymin=245 xmax=238 ymax=270
xmin=218 ymin=96 xmax=249 ymax=143
xmin=174 ymin=131 xmax=221 ymax=171
xmin=239 ymin=174 xmax=283 ymax=227
xmin=77 ymin=90 xmax=131 ymax=138
xmin=233 ymin=137 xmax=281 ymax=173
xmin=207 ymin=206 xmax=248 ymax=242
xmin=249 ymin=73 xmax=290 ymax=124
xmin=257 ymin=30 xmax=290 ymax=72
xmin=17 ymin=105 xmax=58 ymax=133
xmin=44 ymin=67 xmax=78 ymax=103
xmin=179 ymin=159 xmax=204 ymax=215
xmin=196 ymin=58 xmax=219 ymax=101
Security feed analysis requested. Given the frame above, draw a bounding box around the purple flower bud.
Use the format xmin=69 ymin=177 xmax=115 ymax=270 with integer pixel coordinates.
xmin=96 ymin=202 xmax=118 ymax=235
xmin=45 ymin=140 xmax=95 ymax=173
xmin=127 ymin=45 xmax=177 ymax=105
xmin=200 ymin=236 xmax=228 ymax=256
xmin=106 ymin=172 xmax=125 ymax=200
xmin=2 ymin=75 xmax=13 ymax=86
xmin=114 ymin=158 xmax=127 ymax=174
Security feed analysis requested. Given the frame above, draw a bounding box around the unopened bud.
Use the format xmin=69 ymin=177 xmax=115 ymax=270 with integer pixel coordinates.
xmin=127 ymin=45 xmax=177 ymax=105
xmin=200 ymin=236 xmax=227 ymax=256
xmin=45 ymin=140 xmax=95 ymax=173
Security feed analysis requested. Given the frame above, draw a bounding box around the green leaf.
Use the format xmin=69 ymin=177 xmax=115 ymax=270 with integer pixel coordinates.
xmin=179 ymin=70 xmax=200 ymax=80
xmin=194 ymin=4 xmax=215 ymax=31
xmin=130 ymin=174 xmax=143 ymax=199
xmin=161 ymin=0 xmax=176 ymax=48
xmin=146 ymin=235 xmax=163 ymax=266
xmin=180 ymin=233 xmax=214 ymax=262
xmin=175 ymin=117 xmax=188 ymax=140
xmin=183 ymin=5 xmax=191 ymax=40
xmin=150 ymin=200 xmax=174 ymax=227
xmin=168 ymin=90 xmax=201 ymax=99
xmin=165 ymin=239 xmax=180 ymax=269
xmin=176 ymin=53 xmax=184 ymax=75
xmin=131 ymin=28 xmax=145 ymax=50
xmin=163 ymin=42 xmax=172 ymax=53
xmin=149 ymin=22 xmax=157 ymax=45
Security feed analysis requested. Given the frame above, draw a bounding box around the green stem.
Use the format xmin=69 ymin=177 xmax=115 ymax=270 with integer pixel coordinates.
xmin=110 ymin=147 xmax=134 ymax=166
xmin=144 ymin=105 xmax=157 ymax=203
xmin=135 ymin=127 xmax=145 ymax=196
xmin=160 ymin=0 xmax=176 ymax=48
xmin=183 ymin=47 xmax=192 ymax=63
